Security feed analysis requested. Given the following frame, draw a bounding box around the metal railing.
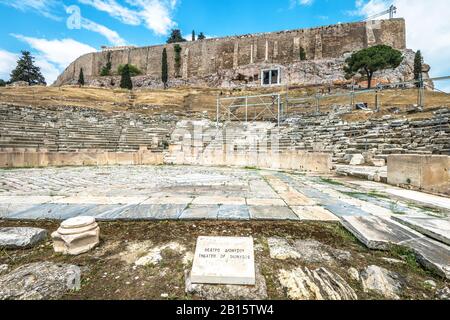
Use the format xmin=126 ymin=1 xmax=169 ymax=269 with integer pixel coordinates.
xmin=216 ymin=76 xmax=450 ymax=126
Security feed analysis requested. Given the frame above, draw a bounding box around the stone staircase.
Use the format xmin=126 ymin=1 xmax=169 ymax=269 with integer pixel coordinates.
xmin=0 ymin=105 xmax=175 ymax=153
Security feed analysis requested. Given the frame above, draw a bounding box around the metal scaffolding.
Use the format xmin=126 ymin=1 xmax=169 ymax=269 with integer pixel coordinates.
xmin=216 ymin=93 xmax=282 ymax=126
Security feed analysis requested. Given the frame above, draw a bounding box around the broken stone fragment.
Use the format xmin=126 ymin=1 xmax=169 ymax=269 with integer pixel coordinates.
xmin=360 ymin=265 xmax=403 ymax=300
xmin=0 ymin=262 xmax=81 ymax=300
xmin=51 ymin=216 xmax=100 ymax=255
xmin=278 ymin=266 xmax=357 ymax=300
xmin=0 ymin=227 xmax=47 ymax=249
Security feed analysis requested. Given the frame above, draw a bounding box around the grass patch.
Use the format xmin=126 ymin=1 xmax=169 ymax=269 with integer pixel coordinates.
xmin=388 ymin=245 xmax=423 ymax=273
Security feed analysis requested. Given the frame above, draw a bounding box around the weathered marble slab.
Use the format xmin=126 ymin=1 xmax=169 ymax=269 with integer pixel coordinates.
xmin=406 ymin=237 xmax=450 ymax=280
xmin=292 ymin=206 xmax=340 ymax=222
xmin=192 ymin=196 xmax=246 ymax=206
xmin=341 ymin=215 xmax=423 ymax=250
xmin=246 ymin=198 xmax=286 ymax=206
xmin=179 ymin=205 xmax=220 ymax=220
xmin=217 ymin=205 xmax=250 ymax=220
xmin=191 ymin=236 xmax=255 ymax=285
xmin=393 ymin=216 xmax=450 ymax=245
xmin=104 ymin=204 xmax=186 ymax=220
xmin=249 ymin=206 xmax=299 ymax=220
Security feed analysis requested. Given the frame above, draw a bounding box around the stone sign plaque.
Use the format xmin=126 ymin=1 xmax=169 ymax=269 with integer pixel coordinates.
xmin=191 ymin=236 xmax=255 ymax=285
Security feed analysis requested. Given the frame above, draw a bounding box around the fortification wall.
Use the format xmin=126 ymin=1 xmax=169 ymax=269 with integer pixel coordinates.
xmin=54 ymin=19 xmax=406 ymax=87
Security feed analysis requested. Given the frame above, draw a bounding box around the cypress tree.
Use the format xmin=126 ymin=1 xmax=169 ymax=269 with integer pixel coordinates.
xmin=300 ymin=47 xmax=306 ymax=61
xmin=414 ymin=50 xmax=423 ymax=88
xmin=192 ymin=30 xmax=196 ymax=41
xmin=78 ymin=68 xmax=85 ymax=86
xmin=162 ymin=48 xmax=168 ymax=89
xmin=120 ymin=64 xmax=133 ymax=90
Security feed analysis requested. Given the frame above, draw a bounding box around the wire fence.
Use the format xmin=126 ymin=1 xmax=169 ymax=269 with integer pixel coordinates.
xmin=216 ymin=76 xmax=450 ymax=125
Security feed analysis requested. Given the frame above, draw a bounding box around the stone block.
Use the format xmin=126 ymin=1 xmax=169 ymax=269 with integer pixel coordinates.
xmin=0 ymin=227 xmax=47 ymax=249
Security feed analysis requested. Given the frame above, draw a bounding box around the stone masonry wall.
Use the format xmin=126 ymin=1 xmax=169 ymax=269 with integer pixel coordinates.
xmin=54 ymin=19 xmax=406 ymax=88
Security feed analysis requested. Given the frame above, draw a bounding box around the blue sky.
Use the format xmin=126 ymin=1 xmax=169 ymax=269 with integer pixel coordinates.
xmin=0 ymin=0 xmax=449 ymax=90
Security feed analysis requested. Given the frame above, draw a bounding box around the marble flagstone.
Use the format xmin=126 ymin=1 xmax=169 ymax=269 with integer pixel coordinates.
xmin=341 ymin=215 xmax=423 ymax=250
xmin=192 ymin=196 xmax=246 ymax=206
xmin=249 ymin=206 xmax=299 ymax=221
xmin=179 ymin=205 xmax=220 ymax=220
xmin=246 ymin=198 xmax=286 ymax=207
xmin=392 ymin=216 xmax=450 ymax=246
xmin=217 ymin=205 xmax=250 ymax=220
xmin=292 ymin=206 xmax=340 ymax=222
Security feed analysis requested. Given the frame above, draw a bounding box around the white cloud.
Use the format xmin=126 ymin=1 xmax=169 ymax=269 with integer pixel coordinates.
xmin=12 ymin=35 xmax=97 ymax=69
xmin=79 ymin=0 xmax=178 ymax=35
xmin=0 ymin=50 xmax=18 ymax=80
xmin=0 ymin=49 xmax=62 ymax=84
xmin=290 ymin=0 xmax=314 ymax=8
xmin=0 ymin=0 xmax=61 ymax=20
xmin=11 ymin=35 xmax=97 ymax=84
xmin=353 ymin=0 xmax=450 ymax=79
xmin=81 ymin=18 xmax=127 ymax=46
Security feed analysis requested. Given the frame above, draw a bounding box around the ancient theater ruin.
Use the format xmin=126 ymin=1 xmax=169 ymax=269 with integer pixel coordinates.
xmin=0 ymin=16 xmax=449 ymax=301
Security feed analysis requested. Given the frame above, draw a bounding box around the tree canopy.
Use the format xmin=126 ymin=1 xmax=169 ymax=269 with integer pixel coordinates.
xmin=344 ymin=45 xmax=403 ymax=89
xmin=162 ymin=48 xmax=168 ymax=89
xmin=197 ymin=32 xmax=206 ymax=40
xmin=167 ymin=29 xmax=187 ymax=44
xmin=414 ymin=50 xmax=423 ymax=87
xmin=78 ymin=68 xmax=85 ymax=86
xmin=10 ymin=51 xmax=46 ymax=86
xmin=120 ymin=64 xmax=133 ymax=90
xmin=117 ymin=64 xmax=141 ymax=77
xmin=0 ymin=79 xmax=6 ymax=87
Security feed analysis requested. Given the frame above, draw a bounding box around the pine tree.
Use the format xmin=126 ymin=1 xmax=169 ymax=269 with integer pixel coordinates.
xmin=344 ymin=45 xmax=403 ymax=89
xmin=162 ymin=48 xmax=168 ymax=89
xmin=198 ymin=32 xmax=206 ymax=40
xmin=192 ymin=30 xmax=196 ymax=41
xmin=120 ymin=64 xmax=133 ymax=90
xmin=10 ymin=51 xmax=46 ymax=85
xmin=414 ymin=50 xmax=423 ymax=88
xmin=78 ymin=68 xmax=85 ymax=86
xmin=166 ymin=29 xmax=187 ymax=44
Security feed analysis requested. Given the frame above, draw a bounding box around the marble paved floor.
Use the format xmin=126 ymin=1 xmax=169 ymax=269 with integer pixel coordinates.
xmin=2 ymin=165 xmax=449 ymax=278
xmin=0 ymin=165 xmax=448 ymax=222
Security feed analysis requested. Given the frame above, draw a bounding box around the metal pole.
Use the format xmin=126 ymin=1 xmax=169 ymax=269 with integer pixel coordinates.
xmin=245 ymin=96 xmax=248 ymax=123
xmin=277 ymin=95 xmax=281 ymax=126
xmin=375 ymin=90 xmax=379 ymax=112
xmin=216 ymin=97 xmax=220 ymax=127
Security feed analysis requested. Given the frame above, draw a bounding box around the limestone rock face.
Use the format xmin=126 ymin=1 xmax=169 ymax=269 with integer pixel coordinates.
xmin=278 ymin=267 xmax=357 ymax=300
xmin=360 ymin=265 xmax=402 ymax=299
xmin=185 ymin=267 xmax=268 ymax=300
xmin=0 ymin=262 xmax=81 ymax=300
xmin=0 ymin=264 xmax=8 ymax=276
xmin=0 ymin=227 xmax=47 ymax=249
xmin=268 ymin=237 xmax=351 ymax=263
